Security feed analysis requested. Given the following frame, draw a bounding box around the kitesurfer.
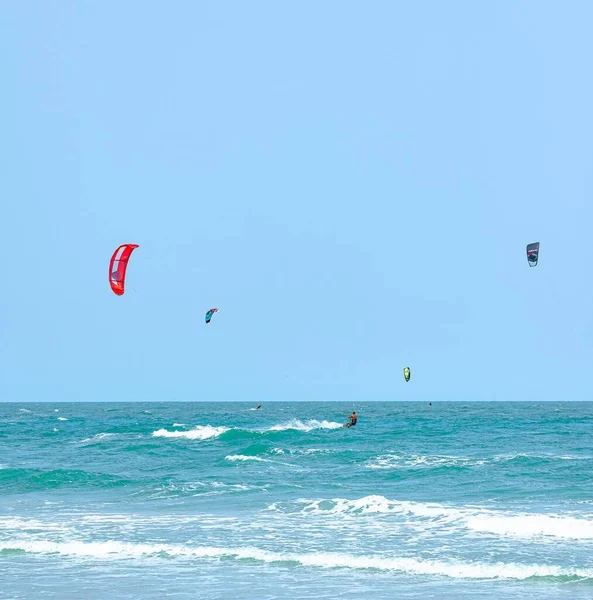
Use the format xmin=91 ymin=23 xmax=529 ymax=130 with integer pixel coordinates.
xmin=256 ymin=404 xmax=262 ymax=410
xmin=344 ymin=411 xmax=357 ymax=428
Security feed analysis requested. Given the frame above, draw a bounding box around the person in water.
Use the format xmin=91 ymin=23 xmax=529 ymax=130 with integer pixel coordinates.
xmin=256 ymin=404 xmax=262 ymax=410
xmin=344 ymin=411 xmax=357 ymax=428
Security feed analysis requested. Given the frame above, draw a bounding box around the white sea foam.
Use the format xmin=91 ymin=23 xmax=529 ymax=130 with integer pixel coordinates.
xmin=269 ymin=419 xmax=342 ymax=432
xmin=152 ymin=425 xmax=229 ymax=440
xmin=153 ymin=420 xmax=340 ymax=439
xmin=467 ymin=513 xmax=593 ymax=540
xmin=491 ymin=452 xmax=593 ymax=463
xmin=224 ymin=454 xmax=294 ymax=468
xmin=270 ymin=447 xmax=330 ymax=456
xmin=367 ymin=454 xmax=479 ymax=469
xmin=367 ymin=452 xmax=592 ymax=470
xmin=149 ymin=480 xmax=255 ymax=496
xmin=72 ymin=513 xmax=235 ymax=526
xmin=211 ymin=482 xmax=251 ymax=491
xmin=77 ymin=433 xmax=118 ymax=445
xmin=0 ymin=513 xmax=243 ymax=533
xmin=0 ymin=516 xmax=69 ymax=532
xmin=225 ymin=454 xmax=267 ymax=463
xmin=57 ymin=417 xmax=68 ymax=421
xmin=290 ymin=495 xmax=460 ymax=519
xmin=1 ymin=539 xmax=591 ymax=580
xmin=272 ymin=495 xmax=593 ymax=540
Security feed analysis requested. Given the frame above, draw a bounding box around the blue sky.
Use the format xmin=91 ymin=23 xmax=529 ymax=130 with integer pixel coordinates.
xmin=1 ymin=1 xmax=592 ymax=402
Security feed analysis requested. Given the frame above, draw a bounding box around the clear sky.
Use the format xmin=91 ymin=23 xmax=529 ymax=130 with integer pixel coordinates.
xmin=1 ymin=1 xmax=592 ymax=402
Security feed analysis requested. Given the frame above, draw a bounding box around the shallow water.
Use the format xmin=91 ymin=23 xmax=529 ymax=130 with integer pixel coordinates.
xmin=1 ymin=402 xmax=592 ymax=599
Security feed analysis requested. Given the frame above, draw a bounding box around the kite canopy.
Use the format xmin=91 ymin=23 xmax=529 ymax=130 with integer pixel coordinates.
xmin=403 ymin=367 xmax=411 ymax=382
xmin=109 ymin=244 xmax=139 ymax=296
xmin=526 ymin=242 xmax=540 ymax=267
xmin=205 ymin=308 xmax=219 ymax=324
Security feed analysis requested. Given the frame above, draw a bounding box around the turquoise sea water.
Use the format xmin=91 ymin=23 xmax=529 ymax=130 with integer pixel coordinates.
xmin=1 ymin=402 xmax=593 ymax=599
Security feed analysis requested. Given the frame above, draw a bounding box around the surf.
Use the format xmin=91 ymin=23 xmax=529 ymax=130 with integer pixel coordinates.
xmin=1 ymin=539 xmax=591 ymax=581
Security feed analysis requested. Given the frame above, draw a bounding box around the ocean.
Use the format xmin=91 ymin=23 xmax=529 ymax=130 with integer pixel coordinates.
xmin=1 ymin=401 xmax=592 ymax=599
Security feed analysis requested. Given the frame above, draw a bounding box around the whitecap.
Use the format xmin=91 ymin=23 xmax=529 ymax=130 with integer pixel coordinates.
xmin=467 ymin=513 xmax=593 ymax=540
xmin=225 ymin=455 xmax=267 ymax=463
xmin=269 ymin=419 xmax=342 ymax=432
xmin=286 ymin=495 xmax=460 ymax=519
xmin=367 ymin=453 xmax=486 ymax=470
xmin=225 ymin=454 xmax=294 ymax=467
xmin=1 ymin=539 xmax=591 ymax=580
xmin=271 ymin=495 xmax=593 ymax=540
xmin=152 ymin=425 xmax=229 ymax=440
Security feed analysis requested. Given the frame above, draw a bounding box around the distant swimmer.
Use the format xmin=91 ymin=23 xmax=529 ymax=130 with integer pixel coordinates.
xmin=429 ymin=402 xmax=432 ymax=407
xmin=256 ymin=403 xmax=262 ymax=410
xmin=344 ymin=411 xmax=357 ymax=428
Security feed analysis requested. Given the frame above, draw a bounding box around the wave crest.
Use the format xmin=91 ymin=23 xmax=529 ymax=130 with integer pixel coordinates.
xmin=269 ymin=419 xmax=342 ymax=432
xmin=152 ymin=426 xmax=229 ymax=440
xmin=1 ymin=539 xmax=591 ymax=580
xmin=269 ymin=495 xmax=593 ymax=540
xmin=367 ymin=452 xmax=593 ymax=470
xmin=225 ymin=454 xmax=267 ymax=463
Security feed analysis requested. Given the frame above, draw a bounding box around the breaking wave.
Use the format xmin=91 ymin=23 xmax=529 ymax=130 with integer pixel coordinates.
xmin=152 ymin=426 xmax=229 ymax=440
xmin=268 ymin=419 xmax=343 ymax=432
xmin=0 ymin=539 xmax=591 ymax=580
xmin=269 ymin=495 xmax=593 ymax=540
xmin=225 ymin=454 xmax=268 ymax=463
xmin=153 ymin=420 xmax=342 ymax=442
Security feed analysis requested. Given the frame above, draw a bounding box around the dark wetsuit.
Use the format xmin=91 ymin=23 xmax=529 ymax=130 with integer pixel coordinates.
xmin=346 ymin=414 xmax=357 ymax=428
